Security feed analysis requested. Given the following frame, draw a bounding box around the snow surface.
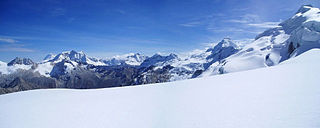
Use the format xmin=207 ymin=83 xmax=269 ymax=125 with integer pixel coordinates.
xmin=1 ymin=49 xmax=320 ymax=128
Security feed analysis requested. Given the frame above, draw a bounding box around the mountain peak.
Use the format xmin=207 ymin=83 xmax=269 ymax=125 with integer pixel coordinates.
xmin=296 ymin=5 xmax=313 ymax=14
xmin=219 ymin=38 xmax=237 ymax=47
xmin=140 ymin=53 xmax=179 ymax=67
xmin=7 ymin=57 xmax=34 ymax=66
xmin=50 ymin=50 xmax=88 ymax=63
xmin=206 ymin=38 xmax=239 ymax=53
xmin=43 ymin=54 xmax=56 ymax=61
xmin=103 ymin=52 xmax=147 ymax=66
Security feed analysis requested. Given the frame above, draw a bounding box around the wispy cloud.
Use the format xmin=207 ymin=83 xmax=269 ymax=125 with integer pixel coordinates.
xmin=247 ymin=21 xmax=281 ymax=28
xmin=226 ymin=14 xmax=261 ymax=24
xmin=179 ymin=13 xmax=225 ymax=28
xmin=0 ymin=37 xmax=35 ymax=52
xmin=0 ymin=47 xmax=34 ymax=52
xmin=0 ymin=37 xmax=17 ymax=43
xmin=225 ymin=14 xmax=281 ymax=29
xmin=179 ymin=21 xmax=203 ymax=27
xmin=207 ymin=27 xmax=261 ymax=34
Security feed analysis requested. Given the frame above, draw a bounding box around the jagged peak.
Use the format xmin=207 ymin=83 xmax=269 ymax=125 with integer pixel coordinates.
xmin=219 ymin=38 xmax=237 ymax=47
xmin=206 ymin=38 xmax=239 ymax=53
xmin=43 ymin=53 xmax=56 ymax=60
xmin=149 ymin=53 xmax=178 ymax=59
xmin=7 ymin=57 xmax=34 ymax=66
xmin=296 ymin=5 xmax=313 ymax=14
xmin=168 ymin=53 xmax=178 ymax=58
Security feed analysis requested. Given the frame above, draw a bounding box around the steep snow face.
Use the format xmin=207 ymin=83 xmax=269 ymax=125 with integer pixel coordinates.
xmin=34 ymin=63 xmax=54 ymax=77
xmin=282 ymin=5 xmax=320 ymax=58
xmin=201 ymin=5 xmax=320 ymax=76
xmin=103 ymin=53 xmax=148 ymax=66
xmin=49 ymin=60 xmax=77 ymax=78
xmin=1 ymin=49 xmax=320 ymax=128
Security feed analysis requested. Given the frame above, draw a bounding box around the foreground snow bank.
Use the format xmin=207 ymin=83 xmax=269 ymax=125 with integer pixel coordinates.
xmin=1 ymin=49 xmax=320 ymax=128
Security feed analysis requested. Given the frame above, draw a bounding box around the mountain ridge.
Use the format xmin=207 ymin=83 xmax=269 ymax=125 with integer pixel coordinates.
xmin=0 ymin=5 xmax=320 ymax=94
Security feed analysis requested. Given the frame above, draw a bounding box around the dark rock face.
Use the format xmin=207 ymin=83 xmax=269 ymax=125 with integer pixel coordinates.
xmin=134 ymin=65 xmax=173 ymax=85
xmin=140 ymin=53 xmax=178 ymax=68
xmin=191 ymin=70 xmax=203 ymax=78
xmin=7 ymin=57 xmax=34 ymax=66
xmin=61 ymin=65 xmax=140 ymax=89
xmin=0 ymin=70 xmax=58 ymax=94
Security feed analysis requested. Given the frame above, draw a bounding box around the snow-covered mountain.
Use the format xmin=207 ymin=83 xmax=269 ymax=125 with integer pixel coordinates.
xmin=0 ymin=59 xmax=34 ymax=75
xmin=7 ymin=57 xmax=34 ymax=66
xmin=201 ymin=5 xmax=320 ymax=76
xmin=140 ymin=53 xmax=179 ymax=68
xmin=103 ymin=53 xmax=148 ymax=66
xmin=0 ymin=5 xmax=320 ymax=94
xmin=43 ymin=54 xmax=56 ymax=61
xmin=46 ymin=50 xmax=105 ymax=65
xmin=1 ymin=48 xmax=319 ymax=128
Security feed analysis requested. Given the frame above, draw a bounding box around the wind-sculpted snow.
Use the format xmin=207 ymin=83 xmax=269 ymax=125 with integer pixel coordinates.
xmin=1 ymin=49 xmax=320 ymax=128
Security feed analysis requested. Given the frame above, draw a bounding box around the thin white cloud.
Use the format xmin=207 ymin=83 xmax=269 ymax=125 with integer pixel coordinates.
xmin=226 ymin=19 xmax=248 ymax=23
xmin=225 ymin=14 xmax=281 ymax=29
xmin=207 ymin=27 xmax=263 ymax=35
xmin=179 ymin=21 xmax=203 ymax=27
xmin=0 ymin=47 xmax=34 ymax=52
xmin=0 ymin=38 xmax=17 ymax=43
xmin=247 ymin=22 xmax=281 ymax=28
xmin=226 ymin=14 xmax=261 ymax=24
xmin=0 ymin=37 xmax=35 ymax=52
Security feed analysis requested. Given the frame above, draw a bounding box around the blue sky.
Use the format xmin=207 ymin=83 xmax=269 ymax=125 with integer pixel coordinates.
xmin=0 ymin=0 xmax=319 ymax=62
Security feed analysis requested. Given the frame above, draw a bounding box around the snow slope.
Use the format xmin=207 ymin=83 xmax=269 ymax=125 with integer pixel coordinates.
xmin=201 ymin=5 xmax=320 ymax=76
xmin=1 ymin=49 xmax=320 ymax=128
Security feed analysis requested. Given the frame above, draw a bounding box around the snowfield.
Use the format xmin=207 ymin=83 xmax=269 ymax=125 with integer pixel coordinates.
xmin=1 ymin=49 xmax=320 ymax=128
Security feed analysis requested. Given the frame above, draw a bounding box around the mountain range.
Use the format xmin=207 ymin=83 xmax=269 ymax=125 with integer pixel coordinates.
xmin=0 ymin=5 xmax=319 ymax=94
